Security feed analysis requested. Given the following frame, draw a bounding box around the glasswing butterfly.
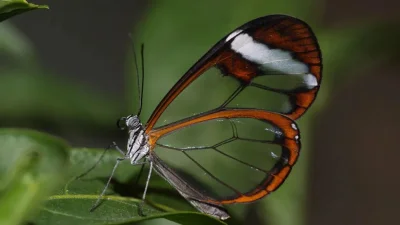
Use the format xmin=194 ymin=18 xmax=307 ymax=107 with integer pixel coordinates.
xmin=92 ymin=14 xmax=322 ymax=220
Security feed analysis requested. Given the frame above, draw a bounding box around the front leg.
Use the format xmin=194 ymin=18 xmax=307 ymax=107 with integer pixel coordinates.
xmin=110 ymin=141 xmax=126 ymax=155
xmin=75 ymin=142 xmax=123 ymax=180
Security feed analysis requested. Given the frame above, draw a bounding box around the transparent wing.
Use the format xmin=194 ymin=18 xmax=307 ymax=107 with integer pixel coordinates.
xmin=148 ymin=109 xmax=299 ymax=204
xmin=145 ymin=14 xmax=322 ymax=132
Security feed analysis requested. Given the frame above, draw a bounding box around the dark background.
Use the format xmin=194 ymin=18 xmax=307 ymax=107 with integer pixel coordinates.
xmin=2 ymin=0 xmax=399 ymax=224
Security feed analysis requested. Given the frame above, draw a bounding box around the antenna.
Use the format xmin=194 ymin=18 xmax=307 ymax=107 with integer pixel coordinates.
xmin=128 ymin=34 xmax=145 ymax=116
xmin=138 ymin=44 xmax=145 ymax=116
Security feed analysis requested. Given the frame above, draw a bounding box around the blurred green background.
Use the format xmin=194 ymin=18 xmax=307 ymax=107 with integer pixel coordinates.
xmin=0 ymin=0 xmax=399 ymax=225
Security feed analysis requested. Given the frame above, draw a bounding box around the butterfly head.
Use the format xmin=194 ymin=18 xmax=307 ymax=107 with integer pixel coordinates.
xmin=117 ymin=115 xmax=141 ymax=130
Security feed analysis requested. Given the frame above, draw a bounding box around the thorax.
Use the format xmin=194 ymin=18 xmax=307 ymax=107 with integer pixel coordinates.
xmin=124 ymin=115 xmax=150 ymax=164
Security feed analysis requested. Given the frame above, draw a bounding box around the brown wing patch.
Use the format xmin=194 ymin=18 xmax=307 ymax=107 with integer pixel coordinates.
xmin=214 ymin=49 xmax=259 ymax=83
xmin=249 ymin=18 xmax=322 ymax=119
xmin=252 ymin=18 xmax=322 ymax=81
xmin=146 ymin=15 xmax=321 ymax=130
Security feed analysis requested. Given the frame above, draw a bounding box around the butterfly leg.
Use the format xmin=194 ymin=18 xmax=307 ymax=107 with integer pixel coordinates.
xmin=134 ymin=158 xmax=147 ymax=186
xmin=75 ymin=141 xmax=124 ymax=180
xmin=111 ymin=141 xmax=126 ymax=155
xmin=138 ymin=158 xmax=153 ymax=216
xmin=90 ymin=157 xmax=125 ymax=212
xmin=64 ymin=142 xmax=125 ymax=194
xmin=90 ymin=158 xmax=147 ymax=212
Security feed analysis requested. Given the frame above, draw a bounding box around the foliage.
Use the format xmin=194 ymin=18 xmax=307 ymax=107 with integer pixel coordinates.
xmin=0 ymin=0 xmax=47 ymax=22
xmin=0 ymin=0 xmax=397 ymax=225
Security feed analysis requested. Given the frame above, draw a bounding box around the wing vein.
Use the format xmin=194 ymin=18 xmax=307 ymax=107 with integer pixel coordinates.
xmin=211 ymin=147 xmax=270 ymax=174
xmin=182 ymin=151 xmax=243 ymax=196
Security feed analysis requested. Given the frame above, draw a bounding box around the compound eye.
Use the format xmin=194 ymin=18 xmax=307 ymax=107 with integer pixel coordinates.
xmin=116 ymin=117 xmax=127 ymax=130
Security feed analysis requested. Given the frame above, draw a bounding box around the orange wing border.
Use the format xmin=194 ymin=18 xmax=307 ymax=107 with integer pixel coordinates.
xmin=147 ymin=108 xmax=300 ymax=204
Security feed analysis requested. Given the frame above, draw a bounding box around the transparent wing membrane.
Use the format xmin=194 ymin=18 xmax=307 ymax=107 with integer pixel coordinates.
xmin=155 ymin=68 xmax=240 ymax=128
xmin=146 ymin=15 xmax=322 ymax=132
xmin=152 ymin=114 xmax=299 ymax=202
xmin=227 ymin=85 xmax=292 ymax=114
xmin=144 ymin=15 xmax=320 ymax=207
xmin=154 ymin=64 xmax=312 ymax=128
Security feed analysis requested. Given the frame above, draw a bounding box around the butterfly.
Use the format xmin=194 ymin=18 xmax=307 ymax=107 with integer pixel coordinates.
xmin=94 ymin=14 xmax=322 ymax=220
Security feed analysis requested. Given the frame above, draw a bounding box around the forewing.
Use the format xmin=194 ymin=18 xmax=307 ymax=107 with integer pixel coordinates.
xmin=145 ymin=14 xmax=322 ymax=131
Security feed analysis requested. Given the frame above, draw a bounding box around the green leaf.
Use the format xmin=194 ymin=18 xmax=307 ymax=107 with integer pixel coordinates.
xmin=120 ymin=212 xmax=227 ymax=225
xmin=38 ymin=200 xmax=225 ymax=225
xmin=36 ymin=195 xmax=162 ymax=225
xmin=0 ymin=128 xmax=69 ymax=225
xmin=33 ymin=148 xmax=224 ymax=225
xmin=37 ymin=197 xmax=225 ymax=225
xmin=0 ymin=0 xmax=48 ymax=22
